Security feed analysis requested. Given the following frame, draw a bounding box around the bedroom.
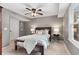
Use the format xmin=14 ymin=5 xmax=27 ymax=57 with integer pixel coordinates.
xmin=0 ymin=3 xmax=79 ymax=55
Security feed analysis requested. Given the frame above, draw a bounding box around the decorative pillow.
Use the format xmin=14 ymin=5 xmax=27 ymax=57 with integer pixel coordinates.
xmin=42 ymin=29 xmax=49 ymax=34
xmin=36 ymin=30 xmax=43 ymax=34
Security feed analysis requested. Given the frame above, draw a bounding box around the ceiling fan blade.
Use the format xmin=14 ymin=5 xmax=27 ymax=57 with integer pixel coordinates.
xmin=26 ymin=8 xmax=31 ymax=11
xmin=37 ymin=9 xmax=42 ymax=11
xmin=37 ymin=13 xmax=43 ymax=15
xmin=25 ymin=13 xmax=29 ymax=15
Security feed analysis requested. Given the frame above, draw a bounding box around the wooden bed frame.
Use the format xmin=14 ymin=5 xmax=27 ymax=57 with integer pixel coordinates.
xmin=14 ymin=27 xmax=51 ymax=55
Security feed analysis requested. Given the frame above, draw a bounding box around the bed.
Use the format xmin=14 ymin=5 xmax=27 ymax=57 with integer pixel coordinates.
xmin=14 ymin=27 xmax=51 ymax=55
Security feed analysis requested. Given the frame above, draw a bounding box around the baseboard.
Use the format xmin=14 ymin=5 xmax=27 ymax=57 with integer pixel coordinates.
xmin=63 ymin=40 xmax=71 ymax=55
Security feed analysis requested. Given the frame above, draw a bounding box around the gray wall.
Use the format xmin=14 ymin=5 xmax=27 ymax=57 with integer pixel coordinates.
xmin=24 ymin=16 xmax=63 ymax=35
xmin=19 ymin=21 xmax=32 ymax=36
xmin=24 ymin=22 xmax=32 ymax=35
xmin=19 ymin=21 xmax=27 ymax=36
xmin=63 ymin=4 xmax=79 ymax=55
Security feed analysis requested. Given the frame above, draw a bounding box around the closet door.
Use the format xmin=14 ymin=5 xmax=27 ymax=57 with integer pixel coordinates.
xmin=9 ymin=17 xmax=19 ymax=41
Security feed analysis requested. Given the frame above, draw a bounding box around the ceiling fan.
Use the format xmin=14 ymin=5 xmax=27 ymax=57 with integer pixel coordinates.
xmin=25 ymin=8 xmax=43 ymax=16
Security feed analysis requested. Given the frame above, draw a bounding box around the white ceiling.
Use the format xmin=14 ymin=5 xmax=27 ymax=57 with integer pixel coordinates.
xmin=74 ymin=4 xmax=79 ymax=12
xmin=0 ymin=3 xmax=70 ymax=19
xmin=58 ymin=3 xmax=70 ymax=17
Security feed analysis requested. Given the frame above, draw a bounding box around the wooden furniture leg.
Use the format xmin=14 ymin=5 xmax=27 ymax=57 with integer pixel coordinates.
xmin=14 ymin=40 xmax=24 ymax=50
xmin=37 ymin=45 xmax=44 ymax=55
xmin=14 ymin=40 xmax=17 ymax=50
xmin=41 ymin=46 xmax=44 ymax=55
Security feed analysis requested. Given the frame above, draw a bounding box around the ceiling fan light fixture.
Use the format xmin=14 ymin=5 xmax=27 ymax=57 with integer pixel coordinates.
xmin=25 ymin=8 xmax=43 ymax=17
xmin=31 ymin=13 xmax=37 ymax=16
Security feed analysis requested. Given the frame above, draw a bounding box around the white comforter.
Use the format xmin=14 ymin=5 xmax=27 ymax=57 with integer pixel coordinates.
xmin=16 ymin=34 xmax=50 ymax=54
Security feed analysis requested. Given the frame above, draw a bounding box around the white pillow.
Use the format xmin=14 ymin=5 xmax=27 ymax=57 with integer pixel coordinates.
xmin=42 ymin=29 xmax=49 ymax=34
xmin=36 ymin=30 xmax=43 ymax=34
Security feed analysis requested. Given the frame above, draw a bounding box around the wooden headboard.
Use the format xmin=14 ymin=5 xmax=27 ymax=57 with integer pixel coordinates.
xmin=35 ymin=27 xmax=52 ymax=42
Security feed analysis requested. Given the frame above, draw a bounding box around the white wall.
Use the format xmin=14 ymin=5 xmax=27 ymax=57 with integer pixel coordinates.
xmin=9 ymin=16 xmax=19 ymax=40
xmin=2 ymin=8 xmax=30 ymax=47
xmin=63 ymin=4 xmax=79 ymax=54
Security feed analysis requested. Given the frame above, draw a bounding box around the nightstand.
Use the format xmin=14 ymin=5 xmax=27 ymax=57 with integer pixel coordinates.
xmin=52 ymin=34 xmax=60 ymax=41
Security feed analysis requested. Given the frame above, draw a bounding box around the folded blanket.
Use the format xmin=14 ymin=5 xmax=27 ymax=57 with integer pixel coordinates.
xmin=16 ymin=34 xmax=49 ymax=54
xmin=24 ymin=38 xmax=37 ymax=54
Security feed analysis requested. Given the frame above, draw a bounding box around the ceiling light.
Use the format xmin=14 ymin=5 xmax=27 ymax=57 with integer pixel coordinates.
xmin=31 ymin=13 xmax=37 ymax=16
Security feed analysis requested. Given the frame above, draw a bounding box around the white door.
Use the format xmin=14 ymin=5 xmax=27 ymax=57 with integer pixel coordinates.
xmin=10 ymin=17 xmax=19 ymax=40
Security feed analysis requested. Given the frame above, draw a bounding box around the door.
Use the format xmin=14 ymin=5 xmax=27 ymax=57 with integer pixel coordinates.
xmin=10 ymin=17 xmax=19 ymax=41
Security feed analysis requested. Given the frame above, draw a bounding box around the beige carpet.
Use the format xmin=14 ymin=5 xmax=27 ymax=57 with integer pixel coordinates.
xmin=2 ymin=40 xmax=70 ymax=55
